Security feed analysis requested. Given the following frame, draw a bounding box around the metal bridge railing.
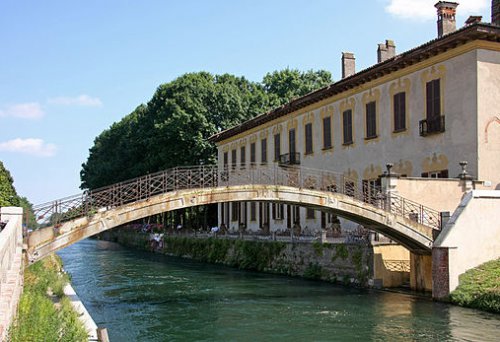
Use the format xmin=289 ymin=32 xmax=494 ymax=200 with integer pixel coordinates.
xmin=31 ymin=165 xmax=441 ymax=231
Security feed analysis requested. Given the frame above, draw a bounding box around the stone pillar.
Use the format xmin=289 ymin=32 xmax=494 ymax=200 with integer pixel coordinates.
xmin=410 ymin=253 xmax=433 ymax=292
xmin=458 ymin=161 xmax=473 ymax=192
xmin=380 ymin=163 xmax=399 ymax=210
xmin=432 ymin=247 xmax=450 ymax=300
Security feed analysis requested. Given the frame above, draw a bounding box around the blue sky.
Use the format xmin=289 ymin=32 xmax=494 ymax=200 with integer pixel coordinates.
xmin=0 ymin=0 xmax=490 ymax=204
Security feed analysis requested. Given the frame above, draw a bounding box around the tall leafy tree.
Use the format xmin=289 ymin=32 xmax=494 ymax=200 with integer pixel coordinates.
xmin=80 ymin=69 xmax=332 ymax=190
xmin=263 ymin=68 xmax=332 ymax=107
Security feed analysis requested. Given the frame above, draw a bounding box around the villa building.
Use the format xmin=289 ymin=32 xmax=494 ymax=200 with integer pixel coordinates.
xmin=209 ymin=2 xmax=500 ymax=236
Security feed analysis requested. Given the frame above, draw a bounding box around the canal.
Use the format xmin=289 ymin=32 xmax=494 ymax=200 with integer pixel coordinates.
xmin=58 ymin=239 xmax=500 ymax=341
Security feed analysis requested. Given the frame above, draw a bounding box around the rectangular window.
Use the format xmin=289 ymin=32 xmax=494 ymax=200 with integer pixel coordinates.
xmin=274 ymin=133 xmax=281 ymax=161
xmin=250 ymin=142 xmax=256 ymax=166
xmin=305 ymin=123 xmax=313 ymax=154
xmin=323 ymin=116 xmax=332 ymax=149
xmin=272 ymin=203 xmax=284 ymax=220
xmin=231 ymin=202 xmax=239 ymax=221
xmin=421 ymin=169 xmax=448 ymax=178
xmin=223 ymin=152 xmax=228 ymax=168
xmin=240 ymin=146 xmax=246 ymax=169
xmin=250 ymin=202 xmax=256 ymax=221
xmin=231 ymin=149 xmax=237 ymax=170
xmin=365 ymin=101 xmax=377 ymax=139
xmin=343 ymin=109 xmax=353 ymax=145
xmin=289 ymin=129 xmax=296 ymax=154
xmin=306 ymin=208 xmax=315 ymax=219
xmin=394 ymin=92 xmax=406 ymax=132
xmin=362 ymin=178 xmax=381 ymax=204
xmin=345 ymin=180 xmax=355 ymax=197
xmin=261 ymin=138 xmax=267 ymax=164
xmin=426 ymin=79 xmax=440 ymax=119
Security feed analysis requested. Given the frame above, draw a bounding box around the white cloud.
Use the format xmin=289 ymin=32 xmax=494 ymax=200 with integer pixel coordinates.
xmin=47 ymin=94 xmax=102 ymax=107
xmin=385 ymin=0 xmax=488 ymax=21
xmin=0 ymin=138 xmax=57 ymax=157
xmin=0 ymin=102 xmax=45 ymax=119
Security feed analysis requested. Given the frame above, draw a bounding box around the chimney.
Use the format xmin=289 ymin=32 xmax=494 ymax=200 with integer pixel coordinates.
xmin=435 ymin=1 xmax=459 ymax=38
xmin=492 ymin=0 xmax=500 ymax=26
xmin=342 ymin=52 xmax=355 ymax=78
xmin=377 ymin=40 xmax=396 ymax=63
xmin=465 ymin=16 xmax=482 ymax=26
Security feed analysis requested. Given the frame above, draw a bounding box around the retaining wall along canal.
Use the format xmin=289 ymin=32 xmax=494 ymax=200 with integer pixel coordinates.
xmin=99 ymin=228 xmax=410 ymax=288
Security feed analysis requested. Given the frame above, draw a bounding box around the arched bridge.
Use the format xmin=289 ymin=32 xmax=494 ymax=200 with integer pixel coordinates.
xmin=27 ymin=165 xmax=442 ymax=262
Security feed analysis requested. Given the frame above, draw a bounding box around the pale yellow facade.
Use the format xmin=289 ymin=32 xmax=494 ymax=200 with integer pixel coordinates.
xmin=213 ymin=30 xmax=500 ymax=234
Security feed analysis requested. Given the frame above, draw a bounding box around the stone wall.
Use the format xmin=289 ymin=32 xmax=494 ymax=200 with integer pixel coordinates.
xmin=99 ymin=228 xmax=375 ymax=286
xmin=0 ymin=207 xmax=24 ymax=341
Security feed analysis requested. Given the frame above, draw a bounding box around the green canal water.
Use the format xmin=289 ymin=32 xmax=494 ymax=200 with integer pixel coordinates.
xmin=58 ymin=239 xmax=500 ymax=341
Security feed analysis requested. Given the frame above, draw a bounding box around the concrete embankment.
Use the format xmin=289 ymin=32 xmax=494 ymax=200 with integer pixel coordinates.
xmin=63 ymin=283 xmax=99 ymax=341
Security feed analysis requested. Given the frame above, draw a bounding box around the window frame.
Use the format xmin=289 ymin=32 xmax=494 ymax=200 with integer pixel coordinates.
xmin=393 ymin=91 xmax=406 ymax=132
xmin=322 ymin=116 xmax=332 ymax=150
xmin=342 ymin=109 xmax=353 ymax=145
xmin=365 ymin=101 xmax=377 ymax=139
xmin=305 ymin=123 xmax=313 ymax=154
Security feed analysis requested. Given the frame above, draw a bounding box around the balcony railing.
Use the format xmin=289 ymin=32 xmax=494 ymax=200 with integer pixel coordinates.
xmin=419 ymin=115 xmax=445 ymax=136
xmin=278 ymin=152 xmax=301 ymax=166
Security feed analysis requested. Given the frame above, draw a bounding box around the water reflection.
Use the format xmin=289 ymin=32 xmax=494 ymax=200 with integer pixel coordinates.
xmin=59 ymin=239 xmax=500 ymax=342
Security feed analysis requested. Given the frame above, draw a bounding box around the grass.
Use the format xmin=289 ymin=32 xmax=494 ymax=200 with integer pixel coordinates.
xmin=450 ymin=258 xmax=500 ymax=314
xmin=8 ymin=254 xmax=88 ymax=342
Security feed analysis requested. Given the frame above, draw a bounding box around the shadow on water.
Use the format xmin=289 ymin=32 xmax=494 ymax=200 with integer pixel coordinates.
xmin=59 ymin=239 xmax=500 ymax=342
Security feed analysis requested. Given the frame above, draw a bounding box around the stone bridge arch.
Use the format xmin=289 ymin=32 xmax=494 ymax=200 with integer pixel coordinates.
xmin=28 ymin=184 xmax=435 ymax=263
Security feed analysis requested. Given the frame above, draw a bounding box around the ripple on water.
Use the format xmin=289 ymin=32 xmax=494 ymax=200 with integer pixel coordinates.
xmin=58 ymin=239 xmax=500 ymax=342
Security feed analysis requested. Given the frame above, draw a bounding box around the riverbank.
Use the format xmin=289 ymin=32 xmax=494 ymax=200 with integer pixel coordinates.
xmin=450 ymin=258 xmax=500 ymax=314
xmin=8 ymin=254 xmax=89 ymax=341
xmin=98 ymin=227 xmax=406 ymax=289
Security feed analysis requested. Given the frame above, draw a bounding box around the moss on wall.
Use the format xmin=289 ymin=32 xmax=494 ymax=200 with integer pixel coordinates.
xmin=98 ymin=228 xmax=374 ymax=287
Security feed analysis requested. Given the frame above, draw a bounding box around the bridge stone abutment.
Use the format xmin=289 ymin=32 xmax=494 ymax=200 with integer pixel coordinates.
xmin=432 ymin=191 xmax=500 ymax=299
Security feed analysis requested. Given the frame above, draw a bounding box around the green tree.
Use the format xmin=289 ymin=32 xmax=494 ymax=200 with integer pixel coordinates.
xmin=263 ymin=68 xmax=332 ymax=107
xmin=0 ymin=161 xmax=20 ymax=206
xmin=80 ymin=69 xmax=332 ymax=190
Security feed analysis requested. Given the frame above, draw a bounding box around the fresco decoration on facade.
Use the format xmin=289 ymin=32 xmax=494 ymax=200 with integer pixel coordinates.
xmin=420 ymin=64 xmax=446 ymax=120
xmin=363 ymin=164 xmax=383 ymax=180
xmin=389 ymin=78 xmax=411 ymax=137
xmin=361 ymin=89 xmax=381 ymax=144
xmin=287 ymin=118 xmax=298 ymax=130
xmin=393 ymin=159 xmax=413 ymax=176
xmin=422 ymin=153 xmax=448 ymax=173
xmin=484 ymin=116 xmax=500 ymax=143
xmin=339 ymin=98 xmax=356 ymax=149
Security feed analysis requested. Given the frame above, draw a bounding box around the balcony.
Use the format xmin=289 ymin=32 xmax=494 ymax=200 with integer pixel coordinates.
xmin=278 ymin=152 xmax=300 ymax=166
xmin=419 ymin=115 xmax=445 ymax=136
